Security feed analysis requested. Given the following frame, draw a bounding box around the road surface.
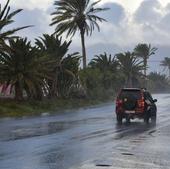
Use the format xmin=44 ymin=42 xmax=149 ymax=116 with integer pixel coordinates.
xmin=0 ymin=94 xmax=170 ymax=169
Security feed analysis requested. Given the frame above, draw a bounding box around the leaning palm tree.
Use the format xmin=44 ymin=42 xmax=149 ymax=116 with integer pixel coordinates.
xmin=116 ymin=52 xmax=144 ymax=87
xmin=50 ymin=0 xmax=108 ymax=69
xmin=134 ymin=43 xmax=157 ymax=78
xmin=160 ymin=57 xmax=170 ymax=78
xmin=0 ymin=0 xmax=30 ymax=47
xmin=57 ymin=53 xmax=81 ymax=97
xmin=36 ymin=34 xmax=80 ymax=98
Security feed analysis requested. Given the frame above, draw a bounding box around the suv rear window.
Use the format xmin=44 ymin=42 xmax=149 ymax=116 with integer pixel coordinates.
xmin=119 ymin=90 xmax=142 ymax=100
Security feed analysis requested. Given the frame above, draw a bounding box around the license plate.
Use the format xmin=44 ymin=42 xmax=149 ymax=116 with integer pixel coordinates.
xmin=125 ymin=110 xmax=135 ymax=114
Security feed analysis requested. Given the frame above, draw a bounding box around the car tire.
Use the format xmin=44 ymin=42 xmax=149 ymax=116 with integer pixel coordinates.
xmin=151 ymin=116 xmax=156 ymax=123
xmin=117 ymin=114 xmax=123 ymax=124
xmin=144 ymin=112 xmax=150 ymax=124
xmin=126 ymin=116 xmax=131 ymax=124
xmin=151 ymin=112 xmax=157 ymax=123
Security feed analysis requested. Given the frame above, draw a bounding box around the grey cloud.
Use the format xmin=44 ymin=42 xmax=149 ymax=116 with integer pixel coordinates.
xmin=11 ymin=8 xmax=53 ymax=41
xmin=100 ymin=2 xmax=126 ymax=25
xmin=165 ymin=3 xmax=170 ymax=11
xmin=134 ymin=0 xmax=162 ymax=25
xmin=132 ymin=0 xmax=170 ymax=45
xmin=159 ymin=12 xmax=170 ymax=31
xmin=70 ymin=42 xmax=130 ymax=63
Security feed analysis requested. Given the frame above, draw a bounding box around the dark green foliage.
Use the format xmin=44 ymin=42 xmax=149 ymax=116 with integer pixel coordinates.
xmin=79 ymin=68 xmax=106 ymax=99
xmin=89 ymin=53 xmax=120 ymax=89
xmin=134 ymin=44 xmax=157 ymax=60
xmin=160 ymin=57 xmax=170 ymax=78
xmin=80 ymin=53 xmax=123 ymax=99
xmin=0 ymin=98 xmax=103 ymax=117
xmin=116 ymin=52 xmax=144 ymax=87
xmin=134 ymin=44 xmax=158 ymax=88
xmin=89 ymin=53 xmax=118 ymax=71
xmin=36 ymin=34 xmax=81 ymax=98
xmin=35 ymin=34 xmax=71 ymax=60
xmin=56 ymin=53 xmax=81 ymax=98
xmin=148 ymin=72 xmax=170 ymax=92
xmin=0 ymin=38 xmax=50 ymax=100
xmin=134 ymin=44 xmax=157 ymax=78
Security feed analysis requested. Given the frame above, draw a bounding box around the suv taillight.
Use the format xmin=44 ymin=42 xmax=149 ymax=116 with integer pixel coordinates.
xmin=116 ymin=99 xmax=123 ymax=107
xmin=137 ymin=98 xmax=145 ymax=108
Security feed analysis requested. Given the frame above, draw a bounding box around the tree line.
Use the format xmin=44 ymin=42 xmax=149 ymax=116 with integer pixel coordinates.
xmin=0 ymin=0 xmax=170 ymax=101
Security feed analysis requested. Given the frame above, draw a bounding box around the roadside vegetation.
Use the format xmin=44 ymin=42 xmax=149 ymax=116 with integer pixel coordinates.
xmin=0 ymin=0 xmax=170 ymax=117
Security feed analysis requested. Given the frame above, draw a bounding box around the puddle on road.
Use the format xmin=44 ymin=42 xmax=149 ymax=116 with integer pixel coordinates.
xmin=95 ymin=159 xmax=113 ymax=168
xmin=96 ymin=164 xmax=112 ymax=167
xmin=121 ymin=152 xmax=134 ymax=156
xmin=148 ymin=129 xmax=157 ymax=137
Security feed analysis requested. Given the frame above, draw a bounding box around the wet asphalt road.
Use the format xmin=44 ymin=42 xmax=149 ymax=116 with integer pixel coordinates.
xmin=0 ymin=94 xmax=170 ymax=169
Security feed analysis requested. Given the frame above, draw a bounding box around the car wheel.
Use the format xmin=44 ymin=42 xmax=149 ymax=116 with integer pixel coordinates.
xmin=144 ymin=113 xmax=150 ymax=124
xmin=126 ymin=116 xmax=130 ymax=124
xmin=151 ymin=112 xmax=157 ymax=123
xmin=117 ymin=114 xmax=123 ymax=124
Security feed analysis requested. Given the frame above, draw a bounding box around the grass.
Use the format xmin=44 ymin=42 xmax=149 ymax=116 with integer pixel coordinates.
xmin=0 ymin=98 xmax=109 ymax=118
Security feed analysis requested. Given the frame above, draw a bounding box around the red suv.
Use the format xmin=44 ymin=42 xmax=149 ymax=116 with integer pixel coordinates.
xmin=116 ymin=88 xmax=157 ymax=124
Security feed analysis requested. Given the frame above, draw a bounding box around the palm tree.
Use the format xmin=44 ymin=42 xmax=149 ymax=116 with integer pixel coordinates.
xmin=89 ymin=52 xmax=118 ymax=71
xmin=89 ymin=53 xmax=119 ymax=89
xmin=116 ymin=52 xmax=144 ymax=87
xmin=35 ymin=34 xmax=71 ymax=60
xmin=50 ymin=0 xmax=108 ymax=69
xmin=57 ymin=53 xmax=81 ymax=97
xmin=0 ymin=0 xmax=30 ymax=48
xmin=36 ymin=34 xmax=80 ymax=98
xmin=160 ymin=57 xmax=170 ymax=79
xmin=148 ymin=72 xmax=170 ymax=92
xmin=0 ymin=38 xmax=50 ymax=101
xmin=134 ymin=44 xmax=157 ymax=82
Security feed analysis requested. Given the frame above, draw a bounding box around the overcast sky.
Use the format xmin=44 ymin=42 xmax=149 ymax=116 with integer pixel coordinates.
xmin=2 ymin=0 xmax=170 ymax=73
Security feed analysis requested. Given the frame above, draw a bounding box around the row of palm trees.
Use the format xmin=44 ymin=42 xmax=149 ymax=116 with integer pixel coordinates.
xmin=49 ymin=0 xmax=170 ymax=85
xmin=84 ymin=51 xmax=170 ymax=98
xmin=0 ymin=0 xmax=81 ymax=100
xmin=161 ymin=57 xmax=170 ymax=78
xmin=0 ymin=0 xmax=169 ymax=101
xmin=0 ymin=35 xmax=81 ymax=100
xmin=89 ymin=47 xmax=156 ymax=89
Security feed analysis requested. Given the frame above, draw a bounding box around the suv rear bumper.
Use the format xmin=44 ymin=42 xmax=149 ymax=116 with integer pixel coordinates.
xmin=116 ymin=110 xmax=145 ymax=118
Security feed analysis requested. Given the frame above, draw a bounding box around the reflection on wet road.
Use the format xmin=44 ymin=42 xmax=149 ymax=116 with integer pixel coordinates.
xmin=0 ymin=94 xmax=170 ymax=169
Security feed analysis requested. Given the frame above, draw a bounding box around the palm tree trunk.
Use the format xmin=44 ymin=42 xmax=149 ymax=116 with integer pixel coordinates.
xmin=80 ymin=31 xmax=87 ymax=69
xmin=144 ymin=57 xmax=147 ymax=88
xmin=127 ymin=75 xmax=132 ymax=88
xmin=48 ymin=69 xmax=59 ymax=98
xmin=15 ymin=82 xmax=23 ymax=101
xmin=35 ymin=86 xmax=43 ymax=100
xmin=51 ymin=77 xmax=58 ymax=98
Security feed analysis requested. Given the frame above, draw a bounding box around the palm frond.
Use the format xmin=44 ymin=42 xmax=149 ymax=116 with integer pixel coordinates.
xmin=0 ymin=0 xmax=31 ymax=42
xmin=50 ymin=0 xmax=108 ymax=37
